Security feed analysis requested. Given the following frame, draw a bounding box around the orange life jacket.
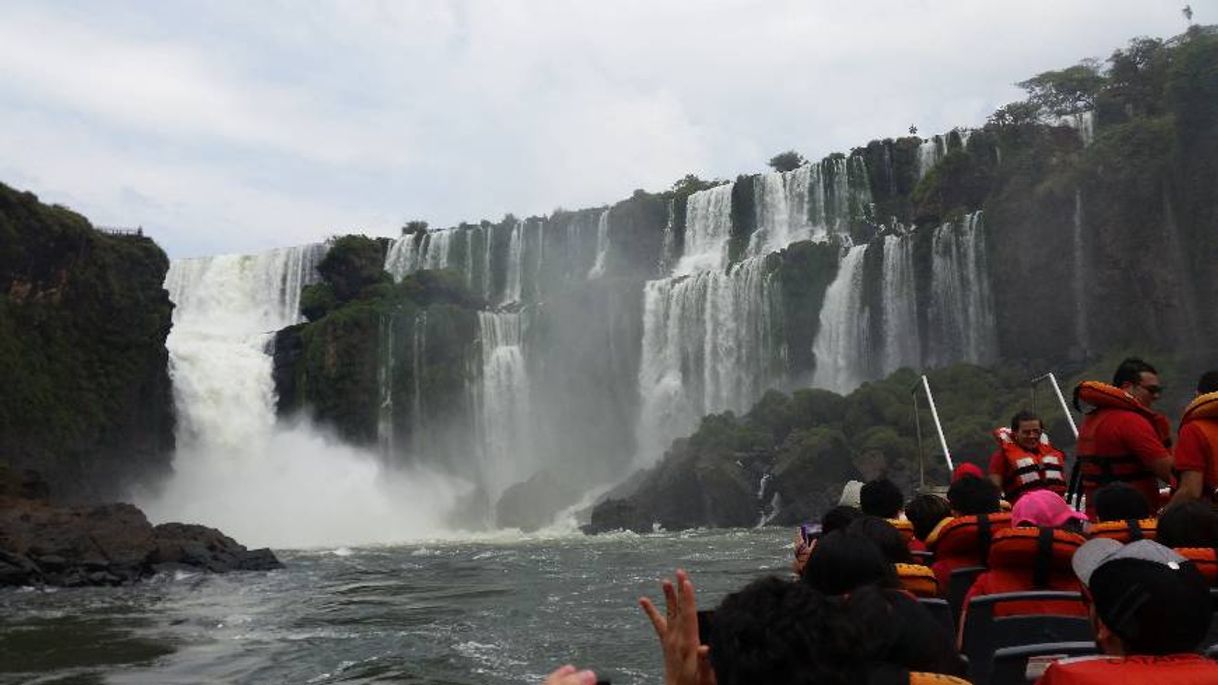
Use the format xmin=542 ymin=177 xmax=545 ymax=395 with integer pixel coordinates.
xmin=925 ymin=513 xmax=1012 ymax=590
xmin=1087 ymin=518 xmax=1157 ymax=543
xmin=993 ymin=427 xmax=1068 ymax=501
xmin=1178 ymin=392 xmax=1218 ymax=496
xmin=887 ymin=518 xmax=917 ymax=546
xmin=1038 ymin=653 xmax=1218 ymax=685
xmin=1174 ymin=548 xmax=1218 ymax=585
xmin=1074 ymin=381 xmax=1171 ymax=493
xmin=962 ymin=527 xmax=1087 ymax=620
xmin=896 ymin=562 xmax=940 ymax=598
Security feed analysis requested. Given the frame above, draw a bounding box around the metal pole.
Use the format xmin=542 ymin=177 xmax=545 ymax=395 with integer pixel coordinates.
xmin=1029 ymin=372 xmax=1079 ymax=438
xmin=918 ymin=375 xmax=954 ymax=472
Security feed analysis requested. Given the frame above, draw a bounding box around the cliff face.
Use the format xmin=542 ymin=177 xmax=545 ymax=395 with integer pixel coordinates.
xmin=0 ymin=184 xmax=175 ymax=502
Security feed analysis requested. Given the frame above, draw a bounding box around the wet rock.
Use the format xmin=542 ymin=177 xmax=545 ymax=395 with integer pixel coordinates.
xmin=0 ymin=472 xmax=282 ymax=587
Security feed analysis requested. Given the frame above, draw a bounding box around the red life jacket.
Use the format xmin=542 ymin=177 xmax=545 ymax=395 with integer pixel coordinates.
xmin=925 ymin=513 xmax=1013 ymax=590
xmin=1038 ymin=653 xmax=1218 ymax=685
xmin=1087 ymin=518 xmax=1157 ymax=543
xmin=896 ymin=562 xmax=940 ymax=598
xmin=1177 ymin=392 xmax=1218 ymax=497
xmin=887 ymin=518 xmax=917 ymax=546
xmin=962 ymin=527 xmax=1087 ymax=621
xmin=1074 ymin=381 xmax=1171 ymax=500
xmin=1174 ymin=548 xmax=1218 ymax=585
xmin=993 ymin=427 xmax=1068 ymax=501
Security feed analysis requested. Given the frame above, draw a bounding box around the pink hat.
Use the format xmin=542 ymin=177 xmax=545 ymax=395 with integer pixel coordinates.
xmin=1011 ymin=490 xmax=1088 ymax=528
xmin=951 ymin=463 xmax=984 ymax=483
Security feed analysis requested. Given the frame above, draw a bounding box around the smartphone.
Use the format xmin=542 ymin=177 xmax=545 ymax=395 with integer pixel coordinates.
xmin=696 ymin=609 xmax=715 ymax=646
xmin=799 ymin=523 xmax=822 ymax=546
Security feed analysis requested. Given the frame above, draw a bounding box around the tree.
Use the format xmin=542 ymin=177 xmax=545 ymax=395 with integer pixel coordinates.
xmin=1183 ymin=4 xmax=1193 ymax=24
xmin=1105 ymin=37 xmax=1169 ymax=116
xmin=1017 ymin=60 xmax=1105 ymax=117
xmin=909 ymin=125 xmax=918 ymax=135
xmin=671 ymin=174 xmax=725 ymax=198
xmin=401 ymin=220 xmax=428 ymax=236
xmin=767 ymin=150 xmax=806 ymax=172
xmin=986 ymin=101 xmax=1040 ymax=130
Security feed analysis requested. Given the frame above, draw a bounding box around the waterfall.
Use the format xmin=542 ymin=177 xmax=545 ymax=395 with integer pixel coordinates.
xmin=587 ymin=209 xmax=611 ymax=278
xmin=411 ymin=310 xmax=426 ymax=455
xmin=144 ymin=243 xmax=463 ymax=548
xmin=925 ymin=212 xmax=997 ymax=367
xmin=1072 ymin=190 xmax=1089 ymax=356
xmin=675 ymin=184 xmax=733 ymax=275
xmin=878 ymin=234 xmax=921 ymax=376
xmin=750 ymin=165 xmax=812 ymax=255
xmin=377 ymin=312 xmax=395 ymax=459
xmin=475 ymin=311 xmax=534 ymax=505
xmin=1058 ymin=111 xmax=1095 ymax=147
xmin=811 ymin=244 xmax=869 ymax=394
xmin=916 ymin=135 xmax=947 ymax=180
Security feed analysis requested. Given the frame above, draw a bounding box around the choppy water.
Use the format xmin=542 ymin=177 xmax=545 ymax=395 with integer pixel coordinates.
xmin=0 ymin=529 xmax=792 ymax=684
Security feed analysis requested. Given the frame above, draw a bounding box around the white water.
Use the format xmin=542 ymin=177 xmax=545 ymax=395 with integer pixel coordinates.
xmin=878 ymin=233 xmax=921 ymax=376
xmin=587 ymin=209 xmax=611 ymax=278
xmin=925 ymin=212 xmax=997 ymax=367
xmin=811 ymin=244 xmax=869 ymax=393
xmin=475 ymin=311 xmax=534 ymax=506
xmin=142 ymin=245 xmax=466 ymax=548
xmin=749 ymin=164 xmax=812 ymax=255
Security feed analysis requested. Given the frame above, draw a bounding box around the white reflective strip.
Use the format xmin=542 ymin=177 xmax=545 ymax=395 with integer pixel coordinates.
xmin=1015 ymin=458 xmax=1035 ymax=468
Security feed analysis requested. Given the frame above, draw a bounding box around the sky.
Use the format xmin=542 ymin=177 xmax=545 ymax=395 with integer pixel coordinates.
xmin=0 ymin=1 xmax=1198 ymax=258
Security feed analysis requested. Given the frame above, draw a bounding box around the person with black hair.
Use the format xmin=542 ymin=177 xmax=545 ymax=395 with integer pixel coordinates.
xmin=1038 ymin=539 xmax=1218 ymax=683
xmin=946 ymin=474 xmax=1001 ymax=515
xmin=846 ymin=516 xmax=912 ymax=564
xmin=801 ymin=530 xmax=899 ymax=595
xmin=905 ymin=494 xmax=951 ymax=543
xmin=792 ymin=505 xmax=863 ymax=577
xmin=1157 ymin=500 xmax=1218 ymax=549
xmin=987 ymin=410 xmax=1068 ymax=502
xmin=1092 ymin=482 xmax=1152 ymax=522
xmin=1169 ymin=370 xmax=1218 ymax=506
xmin=860 ymin=478 xmax=904 ymax=519
xmin=1074 ymin=357 xmax=1174 ymax=515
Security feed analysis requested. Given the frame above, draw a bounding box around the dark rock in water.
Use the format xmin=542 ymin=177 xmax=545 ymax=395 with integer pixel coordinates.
xmin=495 ymin=471 xmax=583 ymax=532
xmin=0 ymin=473 xmax=282 ymax=587
xmin=582 ymin=498 xmax=651 ymax=535
xmin=151 ymin=522 xmax=283 ymax=573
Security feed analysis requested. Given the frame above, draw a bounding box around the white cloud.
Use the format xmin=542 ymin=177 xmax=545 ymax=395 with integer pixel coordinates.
xmin=0 ymin=1 xmax=1190 ymax=256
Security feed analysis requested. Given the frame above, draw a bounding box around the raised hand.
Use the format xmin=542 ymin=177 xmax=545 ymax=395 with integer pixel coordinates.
xmin=542 ymin=664 xmax=598 ymax=685
xmin=639 ymin=569 xmax=715 ymax=685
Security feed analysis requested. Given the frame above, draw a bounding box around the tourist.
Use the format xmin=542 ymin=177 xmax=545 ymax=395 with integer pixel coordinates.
xmin=1168 ymin=370 xmax=1218 ymax=506
xmin=987 ymin=410 xmax=1068 ymax=503
xmin=801 ymin=530 xmax=899 ymax=595
xmin=1010 ymin=489 xmax=1088 ymax=534
xmin=1037 ymin=539 xmax=1218 ymax=683
xmin=946 ymin=473 xmax=1002 ymax=516
xmin=1092 ymin=482 xmax=1151 ymax=522
xmin=792 ymin=505 xmax=861 ymax=576
xmin=1156 ymin=499 xmax=1218 ymax=549
xmin=1074 ymin=357 xmax=1173 ymax=515
xmin=839 ymin=480 xmax=864 ymax=508
xmin=861 ymin=478 xmax=904 ymax=519
xmin=904 ymin=493 xmax=951 ymax=545
xmin=846 ymin=516 xmax=912 ymax=564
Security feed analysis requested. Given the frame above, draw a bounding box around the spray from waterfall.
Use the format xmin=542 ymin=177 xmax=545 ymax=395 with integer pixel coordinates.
xmin=140 ymin=245 xmax=466 ymax=549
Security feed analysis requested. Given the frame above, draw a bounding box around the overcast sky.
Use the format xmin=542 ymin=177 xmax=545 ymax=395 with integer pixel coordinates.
xmin=0 ymin=1 xmax=1195 ymax=258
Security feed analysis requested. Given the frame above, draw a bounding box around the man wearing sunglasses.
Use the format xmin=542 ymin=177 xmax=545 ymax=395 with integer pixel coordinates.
xmin=1074 ymin=358 xmax=1174 ymax=516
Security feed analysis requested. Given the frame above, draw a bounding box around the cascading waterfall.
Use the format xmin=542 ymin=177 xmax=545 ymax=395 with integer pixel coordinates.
xmin=917 ymin=136 xmax=948 ymax=180
xmin=587 ymin=209 xmax=611 ymax=278
xmin=925 ymin=212 xmax=997 ymax=367
xmin=142 ymin=243 xmax=464 ymax=548
xmin=1072 ymin=190 xmax=1089 ymax=356
xmin=810 ymin=244 xmax=869 ymax=394
xmin=749 ymin=164 xmax=812 ymax=255
xmin=475 ymin=311 xmax=534 ymax=505
xmin=377 ymin=312 xmax=395 ymax=459
xmin=878 ymin=233 xmax=921 ymax=376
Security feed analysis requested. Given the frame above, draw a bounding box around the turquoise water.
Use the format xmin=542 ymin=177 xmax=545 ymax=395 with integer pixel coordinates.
xmin=0 ymin=529 xmax=792 ymax=684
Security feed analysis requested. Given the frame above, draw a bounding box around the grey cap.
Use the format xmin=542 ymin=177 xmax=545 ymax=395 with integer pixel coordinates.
xmin=1072 ymin=538 xmax=1189 ymax=586
xmin=839 ymin=480 xmax=864 ymax=508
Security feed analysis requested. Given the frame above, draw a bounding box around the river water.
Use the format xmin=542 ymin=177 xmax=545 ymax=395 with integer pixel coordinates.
xmin=0 ymin=529 xmax=791 ymax=684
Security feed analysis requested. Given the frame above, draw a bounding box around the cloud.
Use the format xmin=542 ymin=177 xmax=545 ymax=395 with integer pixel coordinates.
xmin=0 ymin=1 xmax=1189 ymax=256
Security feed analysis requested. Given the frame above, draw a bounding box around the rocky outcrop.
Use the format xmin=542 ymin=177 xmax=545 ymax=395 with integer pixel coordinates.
xmin=0 ymin=183 xmax=175 ymax=502
xmin=0 ymin=468 xmax=280 ymax=587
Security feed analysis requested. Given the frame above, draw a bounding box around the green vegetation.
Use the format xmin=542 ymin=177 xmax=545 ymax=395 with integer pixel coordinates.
xmin=768 ymin=150 xmax=806 ymax=172
xmin=275 ymin=234 xmax=484 ymax=446
xmin=0 ymin=183 xmax=174 ymax=500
